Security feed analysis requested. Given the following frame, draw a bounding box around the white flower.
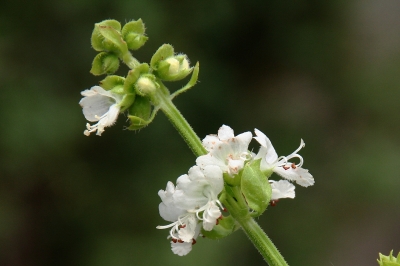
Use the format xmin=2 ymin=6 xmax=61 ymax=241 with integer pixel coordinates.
xmin=196 ymin=125 xmax=253 ymax=176
xmin=157 ymin=182 xmax=199 ymax=243
xmin=174 ymin=165 xmax=224 ymax=231
xmin=270 ymin=180 xmax=295 ymax=200
xmin=254 ymin=129 xmax=314 ymax=187
xmin=157 ymin=165 xmax=224 ymax=255
xmin=79 ymin=86 xmax=123 ymax=136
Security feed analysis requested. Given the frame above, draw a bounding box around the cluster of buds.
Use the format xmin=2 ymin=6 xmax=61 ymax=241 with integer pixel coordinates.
xmin=79 ymin=19 xmax=198 ymax=136
xmin=157 ymin=125 xmax=314 ymax=255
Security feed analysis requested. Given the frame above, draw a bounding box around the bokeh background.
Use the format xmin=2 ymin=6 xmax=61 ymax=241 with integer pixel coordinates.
xmin=1 ymin=0 xmax=400 ymax=265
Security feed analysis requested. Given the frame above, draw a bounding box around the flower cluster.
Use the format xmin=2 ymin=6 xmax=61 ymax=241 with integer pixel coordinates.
xmin=157 ymin=125 xmax=314 ymax=255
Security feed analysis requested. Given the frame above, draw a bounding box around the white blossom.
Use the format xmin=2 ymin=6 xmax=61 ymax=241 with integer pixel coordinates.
xmin=157 ymin=165 xmax=224 ymax=255
xmin=79 ymin=86 xmax=122 ymax=136
xmin=254 ymin=129 xmax=314 ymax=187
xmin=196 ymin=125 xmax=252 ymax=176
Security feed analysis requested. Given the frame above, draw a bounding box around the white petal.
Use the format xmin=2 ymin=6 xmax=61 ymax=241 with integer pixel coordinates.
xmin=254 ymin=129 xmax=278 ymax=166
xmin=196 ymin=154 xmax=228 ymax=173
xmin=158 ymin=182 xmax=186 ymax=222
xmin=227 ymin=159 xmax=244 ymax=175
xmin=270 ymin=180 xmax=295 ymax=200
xmin=202 ymin=135 xmax=220 ymax=151
xmin=202 ymin=165 xmax=224 ymax=196
xmin=228 ymin=131 xmax=252 ymax=156
xmin=178 ymin=215 xmax=198 ymax=242
xmin=217 ymin=125 xmax=234 ymax=141
xmin=171 ymin=241 xmax=193 ymax=256
xmin=202 ymin=202 xmax=221 ymax=231
xmin=80 ymin=93 xmax=116 ymax=122
xmin=274 ymin=165 xmax=314 ymax=187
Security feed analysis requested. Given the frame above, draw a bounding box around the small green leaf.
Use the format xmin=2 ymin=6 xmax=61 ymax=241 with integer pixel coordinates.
xmin=241 ymin=159 xmax=271 ymax=215
xmin=201 ymin=215 xmax=236 ymax=240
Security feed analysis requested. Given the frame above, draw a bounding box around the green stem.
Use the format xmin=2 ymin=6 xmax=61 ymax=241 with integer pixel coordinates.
xmin=239 ymin=218 xmax=288 ymax=266
xmin=122 ymin=51 xmax=140 ymax=69
xmin=223 ymin=185 xmax=289 ymax=266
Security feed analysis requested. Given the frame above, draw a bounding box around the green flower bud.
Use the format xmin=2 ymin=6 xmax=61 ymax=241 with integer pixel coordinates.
xmin=241 ymin=159 xmax=271 ymax=216
xmin=123 ymin=63 xmax=150 ymax=93
xmin=150 ymin=44 xmax=193 ymax=81
xmin=121 ymin=19 xmax=148 ymax=50
xmin=135 ymin=75 xmax=158 ymax=97
xmin=127 ymin=95 xmax=153 ymax=130
xmin=91 ymin=20 xmax=128 ymax=55
xmin=378 ymin=250 xmax=400 ymax=266
xmin=90 ymin=52 xmax=120 ymax=76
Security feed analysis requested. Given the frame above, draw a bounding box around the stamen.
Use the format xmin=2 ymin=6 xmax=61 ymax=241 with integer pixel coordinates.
xmin=282 ymin=165 xmax=290 ymax=170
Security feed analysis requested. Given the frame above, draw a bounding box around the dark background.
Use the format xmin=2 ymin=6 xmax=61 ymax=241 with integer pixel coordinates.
xmin=1 ymin=0 xmax=400 ymax=265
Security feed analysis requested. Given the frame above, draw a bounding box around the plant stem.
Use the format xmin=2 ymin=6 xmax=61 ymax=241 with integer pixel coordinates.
xmin=122 ymin=51 xmax=140 ymax=69
xmin=223 ymin=185 xmax=289 ymax=266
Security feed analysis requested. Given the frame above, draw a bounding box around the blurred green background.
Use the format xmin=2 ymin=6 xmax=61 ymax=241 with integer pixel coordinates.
xmin=1 ymin=0 xmax=399 ymax=265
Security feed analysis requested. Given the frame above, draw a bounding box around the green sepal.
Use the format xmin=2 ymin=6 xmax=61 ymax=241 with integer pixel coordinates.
xmin=97 ymin=23 xmax=128 ymax=55
xmin=223 ymin=172 xmax=241 ymax=186
xmin=378 ymin=251 xmax=400 ymax=266
xmin=124 ymin=63 xmax=150 ymax=94
xmin=121 ymin=19 xmax=148 ymax=50
xmin=127 ymin=95 xmax=153 ymax=130
xmin=99 ymin=75 xmax=125 ymax=91
xmin=90 ymin=52 xmax=120 ymax=76
xmin=91 ymin=20 xmax=122 ymax=53
xmin=150 ymin=44 xmax=174 ymax=68
xmin=201 ymin=215 xmax=236 ymax=240
xmin=171 ymin=62 xmax=200 ymax=99
xmin=119 ymin=93 xmax=136 ymax=112
xmin=241 ymin=159 xmax=271 ymax=216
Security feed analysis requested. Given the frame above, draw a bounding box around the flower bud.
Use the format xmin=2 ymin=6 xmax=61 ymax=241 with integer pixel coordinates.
xmin=123 ymin=63 xmax=149 ymax=94
xmin=121 ymin=19 xmax=148 ymax=50
xmin=150 ymin=44 xmax=193 ymax=81
xmin=135 ymin=75 xmax=158 ymax=97
xmin=90 ymin=52 xmax=120 ymax=76
xmin=91 ymin=20 xmax=128 ymax=55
